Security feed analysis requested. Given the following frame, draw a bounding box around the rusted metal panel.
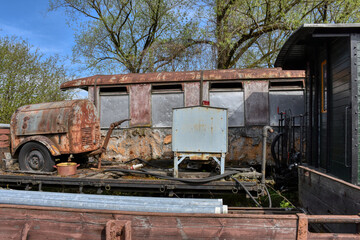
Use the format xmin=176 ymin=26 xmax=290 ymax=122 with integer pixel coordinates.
xmin=13 ymin=135 xmax=61 ymax=156
xmin=101 ymin=127 xmax=274 ymax=164
xmin=203 ymin=81 xmax=210 ymax=102
xmin=184 ymin=82 xmax=200 ymax=106
xmin=60 ymin=69 xmax=305 ymax=90
xmin=244 ymin=81 xmax=269 ymax=126
xmin=129 ymin=84 xmax=151 ymax=126
xmin=106 ymin=220 xmax=132 ymax=240
xmin=297 ymin=213 xmax=308 ymax=240
xmin=0 ymin=128 xmax=10 ymax=148
xmin=0 ymin=125 xmax=10 ymax=160
xmin=10 ymin=100 xmax=101 ymax=156
xmin=88 ymin=86 xmax=95 ymax=104
xmin=296 ymin=213 xmax=360 ymax=240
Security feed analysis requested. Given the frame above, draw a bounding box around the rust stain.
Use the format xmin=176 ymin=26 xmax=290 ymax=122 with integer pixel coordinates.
xmin=0 ymin=126 xmax=11 ymax=159
xmin=163 ymin=135 xmax=172 ymax=145
xmin=129 ymin=84 xmax=151 ymax=127
xmin=60 ymin=68 xmax=305 ymax=90
xmin=10 ymin=100 xmax=101 ymax=156
xmin=184 ymin=82 xmax=200 ymax=106
xmin=22 ymin=116 xmax=29 ymax=130
xmin=0 ymin=204 xmax=357 ymax=239
xmin=100 ymin=127 xmax=276 ymax=165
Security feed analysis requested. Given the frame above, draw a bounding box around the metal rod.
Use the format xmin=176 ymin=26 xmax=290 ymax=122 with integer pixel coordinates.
xmin=292 ymin=117 xmax=295 ymax=153
xmin=0 ymin=190 xmax=227 ymax=214
xmin=0 ymin=189 xmax=223 ymax=206
xmin=262 ymin=126 xmax=274 ymax=185
xmin=299 ymin=114 xmax=303 ymax=164
xmin=345 ymin=105 xmax=350 ymax=167
xmin=200 ymin=70 xmax=204 ymax=105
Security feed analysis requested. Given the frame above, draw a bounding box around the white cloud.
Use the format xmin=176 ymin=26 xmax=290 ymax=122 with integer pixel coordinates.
xmin=0 ymin=23 xmax=45 ymax=39
xmin=0 ymin=23 xmax=63 ymax=54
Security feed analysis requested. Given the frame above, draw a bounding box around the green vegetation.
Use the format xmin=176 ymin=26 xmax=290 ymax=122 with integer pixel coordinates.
xmin=0 ymin=36 xmax=73 ymax=123
xmin=261 ymin=185 xmax=297 ymax=208
xmin=50 ymin=0 xmax=360 ymax=73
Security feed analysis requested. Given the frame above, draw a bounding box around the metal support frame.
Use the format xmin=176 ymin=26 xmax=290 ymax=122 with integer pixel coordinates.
xmin=212 ymin=153 xmax=225 ymax=175
xmin=173 ymin=154 xmax=187 ymax=178
xmin=173 ymin=152 xmax=225 ymax=178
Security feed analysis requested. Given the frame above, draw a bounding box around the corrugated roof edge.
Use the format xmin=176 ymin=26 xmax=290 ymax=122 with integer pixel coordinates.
xmin=61 ymin=68 xmax=305 ymax=90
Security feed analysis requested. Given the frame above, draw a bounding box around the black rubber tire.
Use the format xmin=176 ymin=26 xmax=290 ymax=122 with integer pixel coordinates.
xmin=18 ymin=142 xmax=55 ymax=172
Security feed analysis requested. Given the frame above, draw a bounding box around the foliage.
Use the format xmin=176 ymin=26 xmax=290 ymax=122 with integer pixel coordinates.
xmin=194 ymin=0 xmax=360 ymax=69
xmin=259 ymin=184 xmax=297 ymax=208
xmin=49 ymin=0 xmax=200 ymax=73
xmin=0 ymin=36 xmax=73 ymax=123
xmin=50 ymin=0 xmax=360 ymax=72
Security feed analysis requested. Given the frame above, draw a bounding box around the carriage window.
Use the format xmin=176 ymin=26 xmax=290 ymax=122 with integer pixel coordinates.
xmin=100 ymin=87 xmax=129 ymax=128
xmin=152 ymin=84 xmax=184 ymax=127
xmin=321 ymin=60 xmax=327 ymax=113
xmin=209 ymin=82 xmax=244 ymax=127
xmin=269 ymin=91 xmax=304 ymax=126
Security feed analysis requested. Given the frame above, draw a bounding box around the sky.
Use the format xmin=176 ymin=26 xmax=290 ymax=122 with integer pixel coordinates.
xmin=0 ymin=1 xmax=74 ymax=58
xmin=0 ymin=0 xmax=88 ymax=97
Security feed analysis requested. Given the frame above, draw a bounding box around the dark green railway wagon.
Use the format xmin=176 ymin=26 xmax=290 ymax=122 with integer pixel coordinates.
xmin=276 ymin=24 xmax=360 ymax=185
xmin=276 ymin=25 xmax=360 ymax=232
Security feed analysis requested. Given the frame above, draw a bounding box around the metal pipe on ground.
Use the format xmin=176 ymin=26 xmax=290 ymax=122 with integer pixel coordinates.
xmin=0 ymin=189 xmax=222 ymax=205
xmin=0 ymin=190 xmax=223 ymax=206
xmin=0 ymin=189 xmax=227 ymax=214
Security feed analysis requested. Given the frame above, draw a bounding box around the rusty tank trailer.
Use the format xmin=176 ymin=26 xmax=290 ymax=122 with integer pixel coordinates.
xmin=10 ymin=100 xmax=101 ymax=172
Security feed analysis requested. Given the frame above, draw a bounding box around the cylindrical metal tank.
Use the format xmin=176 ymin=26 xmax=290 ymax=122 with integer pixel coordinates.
xmin=10 ymin=100 xmax=101 ymax=171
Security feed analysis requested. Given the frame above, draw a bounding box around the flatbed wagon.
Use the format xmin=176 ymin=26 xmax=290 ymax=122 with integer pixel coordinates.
xmin=1 ymin=204 xmax=359 ymax=240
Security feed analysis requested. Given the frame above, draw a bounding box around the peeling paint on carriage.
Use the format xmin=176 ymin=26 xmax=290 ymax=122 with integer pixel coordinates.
xmin=60 ymin=68 xmax=305 ymax=90
xmin=10 ymin=100 xmax=101 ymax=157
xmin=57 ymin=69 xmax=305 ymax=165
xmin=100 ymin=127 xmax=275 ymax=165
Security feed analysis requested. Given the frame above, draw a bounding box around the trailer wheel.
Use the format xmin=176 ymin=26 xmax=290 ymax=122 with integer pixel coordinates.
xmin=19 ymin=142 xmax=55 ymax=172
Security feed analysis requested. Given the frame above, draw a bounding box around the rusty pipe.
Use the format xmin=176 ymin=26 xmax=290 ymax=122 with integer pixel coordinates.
xmin=262 ymin=126 xmax=273 ymax=185
xmin=88 ymin=119 xmax=130 ymax=168
xmin=101 ymin=118 xmax=131 ymax=152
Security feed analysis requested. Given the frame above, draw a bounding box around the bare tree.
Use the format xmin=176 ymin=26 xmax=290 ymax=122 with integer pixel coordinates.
xmin=50 ymin=0 xmax=199 ymax=73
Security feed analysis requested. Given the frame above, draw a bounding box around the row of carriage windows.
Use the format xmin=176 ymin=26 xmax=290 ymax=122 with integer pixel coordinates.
xmin=99 ymin=81 xmax=304 ymax=128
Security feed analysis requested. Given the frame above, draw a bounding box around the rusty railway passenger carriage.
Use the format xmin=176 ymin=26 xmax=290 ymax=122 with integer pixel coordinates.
xmin=2 ymin=24 xmax=360 ymax=239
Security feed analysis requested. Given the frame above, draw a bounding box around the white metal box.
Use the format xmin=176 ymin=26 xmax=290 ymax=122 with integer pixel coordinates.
xmin=172 ymin=106 xmax=228 ymax=153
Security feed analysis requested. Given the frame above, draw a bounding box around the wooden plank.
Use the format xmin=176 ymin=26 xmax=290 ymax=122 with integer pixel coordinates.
xmin=298 ymin=166 xmax=360 ymax=233
xmin=0 ymin=204 xmax=301 ymax=240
